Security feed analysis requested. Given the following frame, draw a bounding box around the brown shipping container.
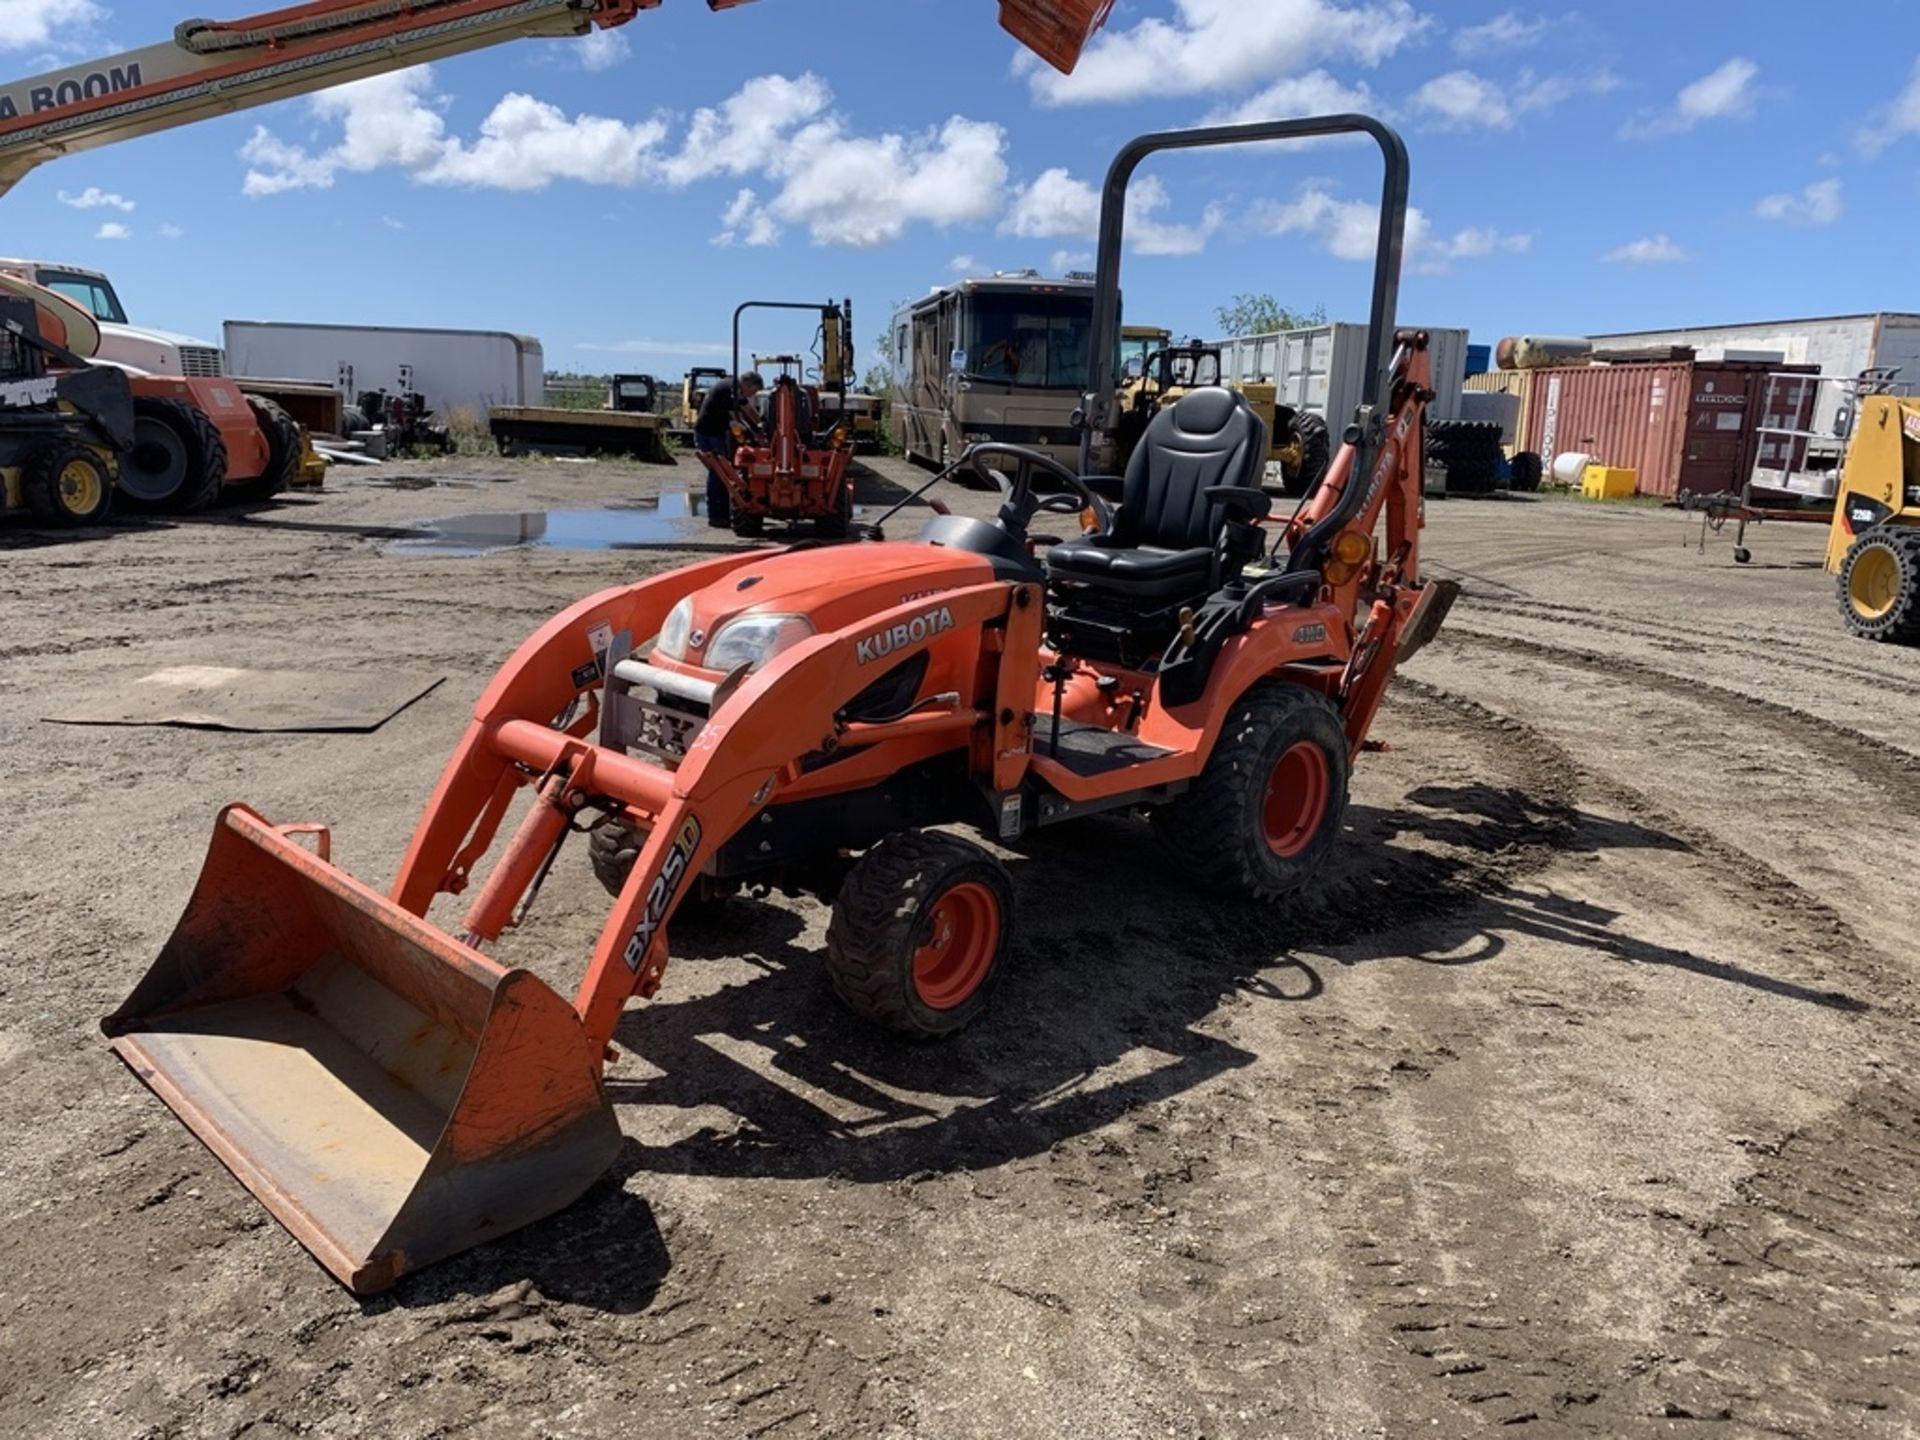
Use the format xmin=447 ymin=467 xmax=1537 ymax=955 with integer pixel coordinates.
xmin=1522 ymin=360 xmax=1816 ymax=497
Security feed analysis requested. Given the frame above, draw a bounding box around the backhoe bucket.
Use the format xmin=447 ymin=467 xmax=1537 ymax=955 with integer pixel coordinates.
xmin=104 ymin=805 xmax=622 ymax=1294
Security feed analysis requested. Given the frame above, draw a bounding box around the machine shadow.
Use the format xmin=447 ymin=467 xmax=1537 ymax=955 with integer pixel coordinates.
xmin=602 ymin=777 xmax=1794 ymax=1193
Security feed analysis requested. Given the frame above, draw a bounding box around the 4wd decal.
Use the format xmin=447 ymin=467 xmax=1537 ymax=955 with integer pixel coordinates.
xmin=622 ymin=817 xmax=702 ymax=970
xmin=856 ymin=605 xmax=956 ymax=665
xmin=1293 ymin=622 xmax=1329 ymax=645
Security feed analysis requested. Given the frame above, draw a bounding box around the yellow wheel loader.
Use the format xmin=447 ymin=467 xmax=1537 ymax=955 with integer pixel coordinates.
xmin=1828 ymin=391 xmax=1920 ymax=644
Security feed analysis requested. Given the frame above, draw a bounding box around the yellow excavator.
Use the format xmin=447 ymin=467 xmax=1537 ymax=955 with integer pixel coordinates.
xmin=1829 ymin=391 xmax=1920 ymax=644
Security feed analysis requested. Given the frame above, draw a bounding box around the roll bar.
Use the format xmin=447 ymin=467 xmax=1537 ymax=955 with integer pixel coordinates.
xmin=1077 ymin=114 xmax=1411 ymax=501
xmin=731 ymin=299 xmax=852 ymax=400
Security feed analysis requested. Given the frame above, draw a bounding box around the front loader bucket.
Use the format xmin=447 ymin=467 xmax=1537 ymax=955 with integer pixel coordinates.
xmin=104 ymin=806 xmax=622 ymax=1294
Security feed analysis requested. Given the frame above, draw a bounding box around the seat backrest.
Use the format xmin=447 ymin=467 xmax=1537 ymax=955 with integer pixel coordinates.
xmin=1115 ymin=387 xmax=1268 ymax=549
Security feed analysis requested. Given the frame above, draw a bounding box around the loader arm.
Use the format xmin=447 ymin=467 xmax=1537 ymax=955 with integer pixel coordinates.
xmin=0 ymin=0 xmax=1112 ymax=198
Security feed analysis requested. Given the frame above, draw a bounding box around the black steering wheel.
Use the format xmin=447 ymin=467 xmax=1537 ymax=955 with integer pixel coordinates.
xmin=963 ymin=443 xmax=1113 ymax=538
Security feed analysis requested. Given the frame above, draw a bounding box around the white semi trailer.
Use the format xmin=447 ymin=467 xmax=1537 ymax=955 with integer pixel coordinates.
xmin=223 ymin=322 xmax=546 ymax=417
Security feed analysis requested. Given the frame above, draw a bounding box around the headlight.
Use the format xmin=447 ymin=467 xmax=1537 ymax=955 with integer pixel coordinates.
xmin=703 ymin=613 xmax=814 ymax=674
xmin=655 ymin=596 xmax=695 ymax=660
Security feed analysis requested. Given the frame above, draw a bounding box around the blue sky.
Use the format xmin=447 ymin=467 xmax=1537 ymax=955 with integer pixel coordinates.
xmin=3 ymin=0 xmax=1918 ymax=375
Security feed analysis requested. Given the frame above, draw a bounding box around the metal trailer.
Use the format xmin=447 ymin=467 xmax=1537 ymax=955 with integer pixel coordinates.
xmin=1588 ymin=313 xmax=1920 ymax=435
xmin=1210 ymin=321 xmax=1471 ymax=427
xmin=222 ymin=321 xmax=546 ymax=419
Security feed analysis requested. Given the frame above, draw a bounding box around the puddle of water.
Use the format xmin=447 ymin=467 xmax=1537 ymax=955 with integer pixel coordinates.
xmin=387 ymin=487 xmax=879 ymax=556
xmin=388 ymin=488 xmax=715 ymax=555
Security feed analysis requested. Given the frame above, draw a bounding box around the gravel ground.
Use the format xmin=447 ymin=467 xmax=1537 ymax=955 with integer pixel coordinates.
xmin=0 ymin=453 xmax=1915 ymax=1439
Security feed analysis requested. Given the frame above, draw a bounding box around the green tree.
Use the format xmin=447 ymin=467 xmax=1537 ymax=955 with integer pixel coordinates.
xmin=1213 ymin=293 xmax=1328 ymax=337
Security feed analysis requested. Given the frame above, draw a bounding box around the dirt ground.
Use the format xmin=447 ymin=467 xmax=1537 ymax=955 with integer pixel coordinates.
xmin=1 ymin=454 xmax=1916 ymax=1440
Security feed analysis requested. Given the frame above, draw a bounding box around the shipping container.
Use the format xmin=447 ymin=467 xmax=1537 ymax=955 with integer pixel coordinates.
xmin=1209 ymin=322 xmax=1470 ymax=427
xmin=1521 ymin=359 xmax=1816 ymax=498
xmin=222 ymin=321 xmax=545 ymax=416
xmin=1587 ymin=312 xmax=1920 ymax=434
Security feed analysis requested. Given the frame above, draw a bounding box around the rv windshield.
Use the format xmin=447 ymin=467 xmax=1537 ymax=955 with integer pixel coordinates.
xmin=36 ymin=270 xmax=127 ymax=324
xmin=964 ymin=293 xmax=1094 ymax=390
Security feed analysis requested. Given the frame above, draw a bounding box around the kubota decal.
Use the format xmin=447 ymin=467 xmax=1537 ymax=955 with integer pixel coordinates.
xmin=856 ymin=606 xmax=956 ymax=665
xmin=623 ymin=816 xmax=702 ymax=969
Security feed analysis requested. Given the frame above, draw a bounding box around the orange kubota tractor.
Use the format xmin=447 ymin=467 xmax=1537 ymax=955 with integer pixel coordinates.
xmin=106 ymin=114 xmax=1448 ymax=1295
xmin=699 ymin=300 xmax=858 ymax=538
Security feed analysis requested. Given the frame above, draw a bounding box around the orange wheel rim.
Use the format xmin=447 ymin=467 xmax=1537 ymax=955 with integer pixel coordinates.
xmin=1263 ymin=740 xmax=1331 ymax=858
xmin=912 ymin=881 xmax=1000 ymax=1010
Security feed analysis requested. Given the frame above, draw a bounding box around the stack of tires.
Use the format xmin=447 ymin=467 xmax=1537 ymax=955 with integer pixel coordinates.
xmin=1424 ymin=420 xmax=1504 ymax=496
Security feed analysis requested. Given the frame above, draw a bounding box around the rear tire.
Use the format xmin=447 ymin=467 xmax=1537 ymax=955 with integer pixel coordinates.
xmin=123 ymin=397 xmax=227 ymax=513
xmin=732 ymin=511 xmax=765 ymax=538
xmin=1154 ymin=683 xmax=1351 ymax=901
xmin=824 ymin=830 xmax=1013 ymax=1038
xmin=225 ymin=396 xmax=299 ymax=503
xmin=1837 ymin=529 xmax=1920 ymax=644
xmin=22 ymin=443 xmax=113 ymax=527
xmin=1279 ymin=411 xmax=1332 ymax=498
xmin=1509 ymin=451 xmax=1543 ymax=493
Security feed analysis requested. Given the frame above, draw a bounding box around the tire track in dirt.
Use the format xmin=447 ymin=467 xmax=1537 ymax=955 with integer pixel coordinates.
xmin=1462 ymin=592 xmax=1920 ymax=701
xmin=1440 ymin=626 xmax=1920 ymax=783
xmin=1296 ymin=676 xmax=1914 ymax=1434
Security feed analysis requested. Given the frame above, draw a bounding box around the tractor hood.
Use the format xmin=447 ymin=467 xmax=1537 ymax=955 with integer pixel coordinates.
xmin=651 ymin=540 xmax=1000 ymax=678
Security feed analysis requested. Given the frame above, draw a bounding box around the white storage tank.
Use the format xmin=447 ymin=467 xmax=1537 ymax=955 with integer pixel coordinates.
xmin=223 ymin=321 xmax=545 ymax=415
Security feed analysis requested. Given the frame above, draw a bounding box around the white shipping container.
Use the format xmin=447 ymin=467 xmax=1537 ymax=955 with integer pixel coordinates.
xmin=223 ymin=321 xmax=545 ymax=415
xmin=1209 ymin=322 xmax=1470 ymax=429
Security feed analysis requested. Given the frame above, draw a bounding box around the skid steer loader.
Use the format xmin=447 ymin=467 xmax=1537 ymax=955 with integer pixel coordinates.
xmin=1828 ymin=390 xmax=1920 ymax=644
xmin=0 ymin=295 xmax=134 ymax=527
xmin=106 ymin=116 xmax=1457 ymax=1294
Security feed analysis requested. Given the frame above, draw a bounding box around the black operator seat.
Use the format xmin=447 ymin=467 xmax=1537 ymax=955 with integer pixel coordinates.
xmin=1044 ymin=386 xmax=1269 ymax=598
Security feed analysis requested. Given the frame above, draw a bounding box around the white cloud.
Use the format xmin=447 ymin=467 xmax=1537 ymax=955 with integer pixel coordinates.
xmin=381 ymin=215 xmax=407 ymax=231
xmin=655 ymin=73 xmax=832 ymax=187
xmin=753 ymin=115 xmax=1007 ymax=248
xmin=243 ymin=67 xmax=1002 ymax=250
xmin=1620 ymin=57 xmax=1759 ymax=139
xmin=1600 ymin=234 xmax=1691 ymax=265
xmin=1001 ymin=167 xmax=1099 ymax=240
xmin=1202 ymin=69 xmax=1381 ymax=133
xmin=713 ymin=187 xmax=779 ymax=247
xmin=1857 ymin=57 xmax=1920 ymax=157
xmin=57 ymin=186 xmax=134 ymax=212
xmin=949 ymin=254 xmax=978 ymax=275
xmin=1254 ymin=182 xmax=1529 ymax=274
xmin=158 ymin=222 xmax=183 ymax=240
xmin=1409 ymin=65 xmax=1619 ymax=131
xmin=1000 ymin=169 xmax=1221 ymax=256
xmin=1023 ymin=0 xmax=1429 ymax=106
xmin=1410 ymin=70 xmax=1511 ymax=129
xmin=1051 ymin=250 xmax=1093 ymax=273
xmin=0 ymin=0 xmax=101 ymax=50
xmin=575 ymin=27 xmax=630 ymax=72
xmin=1755 ymin=177 xmax=1842 ymax=227
xmin=94 ymin=221 xmax=130 ymax=241
xmin=1452 ymin=11 xmax=1549 ymax=56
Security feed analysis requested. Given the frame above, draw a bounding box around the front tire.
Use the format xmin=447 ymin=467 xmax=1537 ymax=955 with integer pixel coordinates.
xmin=1279 ymin=410 xmax=1332 ymax=498
xmin=22 ymin=443 xmax=114 ymax=527
xmin=1154 ymin=683 xmax=1351 ymax=900
xmin=123 ymin=397 xmax=227 ymax=513
xmin=1838 ymin=529 xmax=1920 ymax=644
xmin=825 ymin=830 xmax=1013 ymax=1038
